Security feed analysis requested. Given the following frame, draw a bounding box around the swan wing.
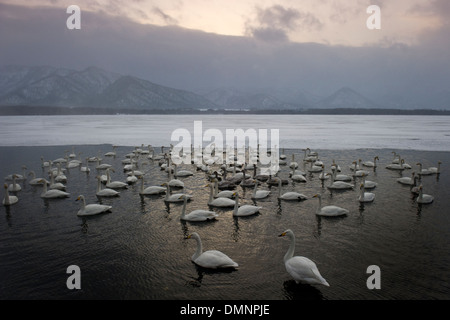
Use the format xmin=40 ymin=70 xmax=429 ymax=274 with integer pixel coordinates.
xmin=195 ymin=250 xmax=238 ymax=269
xmin=184 ymin=210 xmax=218 ymax=221
xmin=236 ymin=205 xmax=261 ymax=216
xmin=317 ymin=205 xmax=348 ymax=217
xmin=286 ymin=257 xmax=329 ymax=286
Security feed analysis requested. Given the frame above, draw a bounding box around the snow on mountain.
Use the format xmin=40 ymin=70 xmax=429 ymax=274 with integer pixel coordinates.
xmin=315 ymin=87 xmax=378 ymax=109
xmin=0 ymin=65 xmax=217 ymax=110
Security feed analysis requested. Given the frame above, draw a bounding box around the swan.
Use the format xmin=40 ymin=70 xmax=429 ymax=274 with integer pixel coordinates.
xmin=319 ymin=165 xmax=329 ymax=181
xmin=410 ymin=176 xmax=420 ymax=195
xmin=428 ymin=161 xmax=442 ymax=174
xmin=105 ymin=169 xmax=128 ymax=189
xmin=212 ymin=179 xmax=235 ymax=199
xmin=313 ymin=194 xmax=349 ymax=216
xmin=104 ymin=145 xmax=117 ymax=157
xmin=349 ymin=159 xmax=362 ymax=171
xmin=174 ymin=164 xmax=194 ymax=177
xmin=416 ymin=185 xmax=434 ymax=204
xmin=41 ymin=157 xmax=50 ymax=168
xmin=326 ymin=173 xmax=354 ymax=190
xmin=251 ymin=181 xmax=271 ymax=200
xmin=76 ymin=195 xmax=112 ymax=216
xmin=360 ymin=173 xmax=377 ymax=189
xmin=179 ymin=195 xmax=218 ymax=221
xmin=386 ymin=159 xmax=406 ymax=170
xmin=416 ymin=163 xmax=433 ymax=176
xmin=232 ymin=192 xmax=262 ymax=216
xmin=38 ymin=179 xmax=70 ymax=199
xmin=54 ymin=163 xmax=67 ymax=183
xmin=353 ymin=169 xmax=370 ymax=177
xmin=279 ymin=229 xmax=329 ymax=286
xmin=307 ymin=161 xmax=323 ymax=173
xmin=162 ymin=183 xmax=192 ymax=203
xmin=186 ymin=232 xmax=238 ymax=269
xmin=397 ymin=171 xmax=416 ymax=185
xmin=277 ymin=179 xmax=308 ymax=201
xmin=8 ymin=174 xmax=22 ymax=192
xmin=3 ymin=183 xmax=18 ymax=206
xmin=362 ymin=156 xmax=379 ymax=168
xmin=289 ymin=154 xmax=298 ymax=169
xmin=138 ymin=176 xmax=166 ymax=195
xmin=48 ymin=170 xmax=66 ymax=191
xmin=332 ymin=168 xmax=352 ymax=182
xmin=95 ymin=160 xmax=112 ymax=170
xmin=330 ymin=159 xmax=341 ymax=172
xmin=28 ymin=171 xmax=48 ymax=186
xmin=291 ymin=168 xmax=307 ymax=182
xmin=79 ymin=158 xmax=91 ymax=173
xmin=168 ymin=168 xmax=184 ymax=188
xmin=358 ymin=183 xmax=375 ymax=203
xmin=96 ymin=176 xmax=119 ymax=197
xmin=126 ymin=169 xmax=139 ymax=184
xmin=207 ymin=184 xmax=235 ymax=207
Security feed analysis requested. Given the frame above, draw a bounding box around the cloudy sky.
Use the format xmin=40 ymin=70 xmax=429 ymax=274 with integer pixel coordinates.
xmin=0 ymin=0 xmax=449 ymax=107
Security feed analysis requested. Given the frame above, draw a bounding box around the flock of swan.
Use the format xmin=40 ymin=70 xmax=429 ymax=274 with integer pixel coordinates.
xmin=2 ymin=145 xmax=442 ymax=287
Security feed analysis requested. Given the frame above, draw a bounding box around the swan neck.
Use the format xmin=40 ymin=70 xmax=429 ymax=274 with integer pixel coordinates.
xmin=284 ymin=232 xmax=295 ymax=263
xmin=192 ymin=235 xmax=203 ymax=261
xmin=208 ymin=184 xmax=214 ymax=203
xmin=181 ymin=197 xmax=187 ymax=218
xmin=4 ymin=188 xmax=10 ymax=205
xmin=233 ymin=195 xmax=239 ymax=215
xmin=316 ymin=195 xmax=322 ymax=213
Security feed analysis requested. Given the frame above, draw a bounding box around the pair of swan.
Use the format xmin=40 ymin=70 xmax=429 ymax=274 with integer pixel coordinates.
xmin=279 ymin=229 xmax=329 ymax=286
xmin=96 ymin=176 xmax=119 ymax=197
xmin=207 ymin=184 xmax=235 ymax=207
xmin=326 ymin=173 xmax=354 ymax=190
xmin=3 ymin=184 xmax=18 ymax=206
xmin=37 ymin=179 xmax=70 ymax=198
xmin=416 ymin=162 xmax=441 ymax=176
xmin=76 ymin=195 xmax=112 ymax=216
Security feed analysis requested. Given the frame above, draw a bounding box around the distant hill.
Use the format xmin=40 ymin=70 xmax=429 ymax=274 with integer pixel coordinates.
xmin=0 ymin=65 xmax=218 ymax=110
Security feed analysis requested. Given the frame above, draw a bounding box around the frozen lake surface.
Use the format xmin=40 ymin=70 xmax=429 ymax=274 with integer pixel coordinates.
xmin=0 ymin=114 xmax=449 ymax=151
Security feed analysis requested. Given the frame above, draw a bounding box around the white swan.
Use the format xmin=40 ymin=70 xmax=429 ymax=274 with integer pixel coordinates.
xmin=358 ymin=183 xmax=375 ymax=203
xmin=386 ymin=159 xmax=405 ymax=170
xmin=428 ymin=161 xmax=442 ymax=174
xmin=186 ymin=232 xmax=238 ymax=269
xmin=289 ymin=154 xmax=298 ymax=169
xmin=207 ymin=184 xmax=235 ymax=207
xmin=277 ymin=179 xmax=308 ymax=201
xmin=251 ymin=181 xmax=271 ymax=200
xmin=361 ymin=173 xmax=377 ymax=189
xmin=212 ymin=179 xmax=235 ymax=199
xmin=362 ymin=156 xmax=379 ymax=168
xmin=48 ymin=170 xmax=66 ymax=191
xmin=80 ymin=158 xmax=90 ymax=173
xmin=313 ymin=194 xmax=348 ymax=217
xmin=8 ymin=174 xmax=22 ymax=192
xmin=168 ymin=168 xmax=184 ymax=188
xmin=332 ymin=168 xmax=352 ymax=182
xmin=232 ymin=192 xmax=261 ymax=216
xmin=291 ymin=168 xmax=307 ymax=182
xmin=397 ymin=171 xmax=416 ymax=185
xmin=326 ymin=173 xmax=354 ymax=190
xmin=279 ymin=229 xmax=329 ymax=286
xmin=38 ymin=179 xmax=70 ymax=199
xmin=105 ymin=169 xmax=128 ymax=189
xmin=174 ymin=164 xmax=194 ymax=177
xmin=179 ymin=195 xmax=218 ymax=221
xmin=3 ymin=183 xmax=18 ymax=206
xmin=416 ymin=185 xmax=434 ymax=204
xmin=162 ymin=183 xmax=192 ymax=203
xmin=76 ymin=195 xmax=112 ymax=216
xmin=307 ymin=161 xmax=323 ymax=173
xmin=126 ymin=169 xmax=139 ymax=184
xmin=28 ymin=171 xmax=48 ymax=186
xmin=416 ymin=162 xmax=433 ymax=176
xmin=138 ymin=176 xmax=166 ymax=195
xmin=96 ymin=176 xmax=119 ymax=197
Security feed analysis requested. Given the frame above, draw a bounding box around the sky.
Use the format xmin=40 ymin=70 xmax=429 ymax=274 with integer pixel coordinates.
xmin=0 ymin=0 xmax=449 ymax=107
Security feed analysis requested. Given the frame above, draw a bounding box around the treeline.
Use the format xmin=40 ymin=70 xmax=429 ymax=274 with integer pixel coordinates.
xmin=0 ymin=105 xmax=449 ymax=116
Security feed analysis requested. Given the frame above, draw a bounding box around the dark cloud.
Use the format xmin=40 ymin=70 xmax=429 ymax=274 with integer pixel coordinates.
xmin=245 ymin=5 xmax=323 ymax=42
xmin=0 ymin=3 xmax=449 ymax=109
xmin=152 ymin=6 xmax=178 ymax=25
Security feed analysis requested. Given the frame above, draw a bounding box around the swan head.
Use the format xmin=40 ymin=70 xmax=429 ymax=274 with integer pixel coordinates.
xmin=75 ymin=195 xmax=84 ymax=201
xmin=186 ymin=232 xmax=200 ymax=240
xmin=3 ymin=183 xmax=7 ymax=189
xmin=37 ymin=179 xmax=46 ymax=184
xmin=278 ymin=229 xmax=293 ymax=237
xmin=312 ymin=194 xmax=321 ymax=199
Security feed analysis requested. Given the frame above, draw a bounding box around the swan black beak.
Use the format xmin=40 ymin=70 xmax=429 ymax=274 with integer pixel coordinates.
xmin=278 ymin=232 xmax=287 ymax=237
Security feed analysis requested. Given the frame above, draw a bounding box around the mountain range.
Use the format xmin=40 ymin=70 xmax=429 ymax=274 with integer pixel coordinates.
xmin=0 ymin=65 xmax=437 ymax=112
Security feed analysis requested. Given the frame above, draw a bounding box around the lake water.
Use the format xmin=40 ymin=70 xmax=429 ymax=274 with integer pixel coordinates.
xmin=0 ymin=115 xmax=449 ymax=301
xmin=0 ymin=114 xmax=449 ymax=150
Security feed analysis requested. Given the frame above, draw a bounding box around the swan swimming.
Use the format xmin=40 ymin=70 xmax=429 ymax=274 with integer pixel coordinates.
xmin=179 ymin=195 xmax=218 ymax=222
xmin=3 ymin=183 xmax=18 ymax=206
xmin=186 ymin=232 xmax=238 ymax=269
xmin=38 ymin=179 xmax=70 ymax=199
xmin=277 ymin=179 xmax=308 ymax=201
xmin=138 ymin=176 xmax=166 ymax=195
xmin=76 ymin=195 xmax=112 ymax=216
xmin=416 ymin=185 xmax=434 ymax=204
xmin=313 ymin=194 xmax=348 ymax=217
xmin=251 ymin=181 xmax=271 ymax=200
xmin=279 ymin=229 xmax=329 ymax=286
xmin=358 ymin=183 xmax=375 ymax=203
xmin=232 ymin=192 xmax=261 ymax=216
xmin=96 ymin=176 xmax=119 ymax=197
xmin=207 ymin=184 xmax=235 ymax=207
